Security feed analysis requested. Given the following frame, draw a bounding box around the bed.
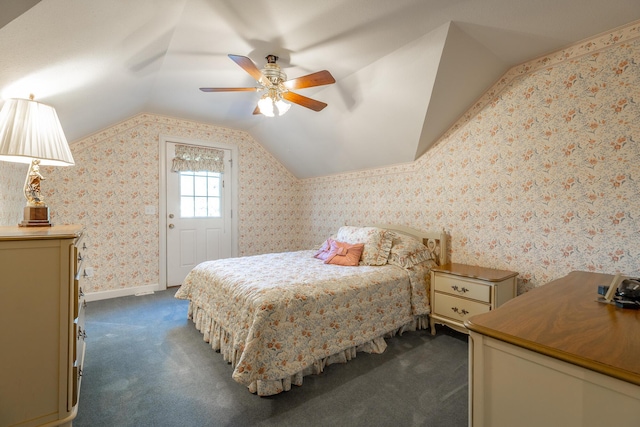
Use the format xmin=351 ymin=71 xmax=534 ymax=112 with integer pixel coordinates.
xmin=175 ymin=224 xmax=447 ymax=396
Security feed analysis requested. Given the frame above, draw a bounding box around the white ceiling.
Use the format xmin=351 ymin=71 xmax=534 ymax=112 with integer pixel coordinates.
xmin=2 ymin=0 xmax=640 ymax=178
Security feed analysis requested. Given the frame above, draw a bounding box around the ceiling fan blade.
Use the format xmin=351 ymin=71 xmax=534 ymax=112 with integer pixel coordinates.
xmin=282 ymin=91 xmax=328 ymax=112
xmin=283 ymin=70 xmax=335 ymax=90
xmin=228 ymin=54 xmax=271 ymax=87
xmin=200 ymin=87 xmax=259 ymax=92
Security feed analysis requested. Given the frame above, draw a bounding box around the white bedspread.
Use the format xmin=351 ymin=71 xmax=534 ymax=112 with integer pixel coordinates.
xmin=175 ymin=249 xmax=433 ymax=395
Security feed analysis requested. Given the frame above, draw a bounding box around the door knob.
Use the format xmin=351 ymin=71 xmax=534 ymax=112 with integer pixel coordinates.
xmin=168 ymin=224 xmax=175 ymax=229
xmin=169 ymin=214 xmax=174 ymax=219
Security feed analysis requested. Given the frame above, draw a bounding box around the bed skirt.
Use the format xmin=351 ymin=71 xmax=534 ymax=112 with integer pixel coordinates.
xmin=188 ymin=302 xmax=430 ymax=396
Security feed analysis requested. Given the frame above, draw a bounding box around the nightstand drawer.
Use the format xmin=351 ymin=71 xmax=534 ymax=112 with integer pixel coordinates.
xmin=434 ymin=274 xmax=490 ymax=302
xmin=433 ymin=293 xmax=490 ymax=322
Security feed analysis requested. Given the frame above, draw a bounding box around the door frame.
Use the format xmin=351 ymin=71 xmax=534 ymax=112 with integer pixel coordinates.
xmin=158 ymin=135 xmax=239 ymax=289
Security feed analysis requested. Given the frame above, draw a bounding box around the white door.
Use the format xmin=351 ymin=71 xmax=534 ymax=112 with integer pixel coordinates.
xmin=165 ymin=142 xmax=233 ymax=286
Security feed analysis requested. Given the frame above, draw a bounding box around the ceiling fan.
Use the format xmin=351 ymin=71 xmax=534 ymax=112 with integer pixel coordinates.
xmin=200 ymin=54 xmax=336 ymax=117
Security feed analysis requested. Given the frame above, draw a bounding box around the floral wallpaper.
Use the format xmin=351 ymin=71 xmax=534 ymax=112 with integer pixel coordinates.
xmin=0 ymin=161 xmax=26 ymax=226
xmin=0 ymin=20 xmax=638 ymax=296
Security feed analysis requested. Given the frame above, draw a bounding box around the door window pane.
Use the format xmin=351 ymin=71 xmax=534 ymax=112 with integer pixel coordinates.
xmin=178 ymin=171 xmax=222 ymax=218
xmin=194 ymin=197 xmax=207 ymax=217
xmin=194 ymin=175 xmax=207 ymax=196
xmin=208 ymin=178 xmax=220 ymax=196
xmin=180 ymin=174 xmax=194 ymax=196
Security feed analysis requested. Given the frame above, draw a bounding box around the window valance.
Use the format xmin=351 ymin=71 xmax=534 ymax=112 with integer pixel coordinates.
xmin=171 ymin=144 xmax=225 ymax=173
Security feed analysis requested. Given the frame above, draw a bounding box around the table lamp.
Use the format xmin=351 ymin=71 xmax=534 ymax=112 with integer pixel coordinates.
xmin=0 ymin=95 xmax=75 ymax=226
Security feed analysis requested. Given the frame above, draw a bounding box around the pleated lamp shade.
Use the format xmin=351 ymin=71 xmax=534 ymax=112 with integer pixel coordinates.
xmin=0 ymin=97 xmax=74 ymax=166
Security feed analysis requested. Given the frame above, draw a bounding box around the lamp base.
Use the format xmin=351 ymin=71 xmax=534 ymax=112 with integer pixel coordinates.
xmin=19 ymin=206 xmax=52 ymax=227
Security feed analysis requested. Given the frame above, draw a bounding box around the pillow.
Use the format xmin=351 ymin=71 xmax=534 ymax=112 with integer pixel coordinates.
xmin=387 ymin=233 xmax=435 ymax=268
xmin=335 ymin=226 xmax=393 ymax=266
xmin=314 ymin=238 xmax=334 ymax=261
xmin=324 ymin=240 xmax=365 ymax=266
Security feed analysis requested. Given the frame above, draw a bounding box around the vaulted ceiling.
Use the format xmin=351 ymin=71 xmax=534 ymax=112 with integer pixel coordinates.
xmin=2 ymin=0 xmax=640 ymax=178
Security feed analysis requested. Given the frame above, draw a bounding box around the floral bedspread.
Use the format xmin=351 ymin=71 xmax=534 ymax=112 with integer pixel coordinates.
xmin=175 ymin=250 xmax=433 ymax=393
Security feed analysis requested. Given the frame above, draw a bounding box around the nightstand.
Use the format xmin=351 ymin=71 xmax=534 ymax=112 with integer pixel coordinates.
xmin=430 ymin=263 xmax=518 ymax=335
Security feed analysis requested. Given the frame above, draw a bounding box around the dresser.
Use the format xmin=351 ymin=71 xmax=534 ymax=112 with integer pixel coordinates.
xmin=0 ymin=225 xmax=87 ymax=427
xmin=465 ymin=271 xmax=640 ymax=427
xmin=430 ymin=263 xmax=518 ymax=335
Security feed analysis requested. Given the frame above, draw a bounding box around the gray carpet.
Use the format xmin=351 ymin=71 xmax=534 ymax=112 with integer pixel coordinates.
xmin=74 ymin=288 xmax=468 ymax=427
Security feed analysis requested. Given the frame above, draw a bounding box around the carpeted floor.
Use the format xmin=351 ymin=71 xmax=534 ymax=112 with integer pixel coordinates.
xmin=74 ymin=288 xmax=468 ymax=427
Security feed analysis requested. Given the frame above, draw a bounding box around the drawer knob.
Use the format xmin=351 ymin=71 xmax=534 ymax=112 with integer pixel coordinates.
xmin=451 ymin=285 xmax=469 ymax=294
xmin=451 ymin=307 xmax=469 ymax=317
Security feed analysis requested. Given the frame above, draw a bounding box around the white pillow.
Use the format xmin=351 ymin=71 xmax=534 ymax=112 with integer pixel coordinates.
xmin=335 ymin=226 xmax=393 ymax=266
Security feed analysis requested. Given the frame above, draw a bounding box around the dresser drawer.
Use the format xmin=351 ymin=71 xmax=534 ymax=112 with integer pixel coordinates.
xmin=74 ymin=293 xmax=86 ymax=363
xmin=434 ymin=274 xmax=491 ymax=303
xmin=72 ymin=358 xmax=84 ymax=407
xmin=74 ymin=279 xmax=86 ymax=319
xmin=73 ymin=322 xmax=86 ymax=358
xmin=433 ymin=293 xmax=490 ymax=323
xmin=71 ymin=320 xmax=86 ymax=408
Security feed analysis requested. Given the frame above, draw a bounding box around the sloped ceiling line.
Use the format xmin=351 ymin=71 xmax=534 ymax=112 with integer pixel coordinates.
xmin=1 ymin=1 xmax=640 ymax=179
xmin=300 ymin=17 xmax=640 ymax=184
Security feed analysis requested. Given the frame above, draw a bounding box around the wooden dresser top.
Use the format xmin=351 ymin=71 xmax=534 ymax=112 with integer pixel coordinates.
xmin=432 ymin=263 xmax=518 ymax=282
xmin=0 ymin=224 xmax=83 ymax=241
xmin=465 ymin=271 xmax=640 ymax=386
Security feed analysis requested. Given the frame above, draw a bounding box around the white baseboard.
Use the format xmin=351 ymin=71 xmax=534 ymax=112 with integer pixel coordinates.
xmin=85 ymin=283 xmax=164 ymax=302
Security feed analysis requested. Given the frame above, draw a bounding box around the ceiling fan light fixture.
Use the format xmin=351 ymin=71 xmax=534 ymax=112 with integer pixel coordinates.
xmin=258 ymin=88 xmax=290 ymax=117
xmin=275 ymin=98 xmax=290 ymax=115
xmin=257 ymin=93 xmax=275 ymax=117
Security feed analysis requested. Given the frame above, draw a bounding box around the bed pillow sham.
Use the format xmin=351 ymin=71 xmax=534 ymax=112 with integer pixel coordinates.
xmin=324 ymin=240 xmax=365 ymax=266
xmin=335 ymin=226 xmax=393 ymax=266
xmin=387 ymin=233 xmax=435 ymax=268
xmin=314 ymin=238 xmax=335 ymax=261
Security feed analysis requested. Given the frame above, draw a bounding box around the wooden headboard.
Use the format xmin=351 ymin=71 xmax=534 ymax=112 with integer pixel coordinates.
xmin=373 ymin=224 xmax=448 ymax=266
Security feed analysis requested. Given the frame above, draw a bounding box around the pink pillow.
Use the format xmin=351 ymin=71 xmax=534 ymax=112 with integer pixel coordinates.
xmin=324 ymin=240 xmax=364 ymax=266
xmin=314 ymin=238 xmax=334 ymax=261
